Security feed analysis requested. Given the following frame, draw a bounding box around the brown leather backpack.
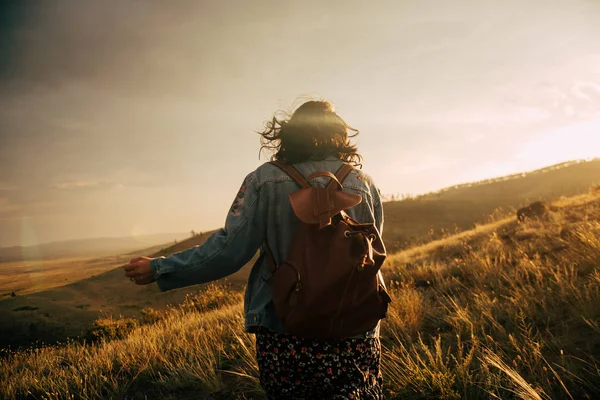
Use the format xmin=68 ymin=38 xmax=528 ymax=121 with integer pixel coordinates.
xmin=264 ymin=161 xmax=391 ymax=339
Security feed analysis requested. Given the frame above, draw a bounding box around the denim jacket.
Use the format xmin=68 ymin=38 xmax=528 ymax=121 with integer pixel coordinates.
xmin=150 ymin=157 xmax=385 ymax=337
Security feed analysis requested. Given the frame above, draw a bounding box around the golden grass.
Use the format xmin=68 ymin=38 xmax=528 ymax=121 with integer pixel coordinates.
xmin=378 ymin=194 xmax=600 ymax=399
xmin=1 ymin=285 xmax=253 ymax=399
xmin=1 ymin=193 xmax=599 ymax=399
xmin=0 ymin=231 xmax=215 ymax=298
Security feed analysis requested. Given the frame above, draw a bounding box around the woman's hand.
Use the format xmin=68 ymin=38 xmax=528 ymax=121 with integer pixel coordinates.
xmin=123 ymin=256 xmax=156 ymax=285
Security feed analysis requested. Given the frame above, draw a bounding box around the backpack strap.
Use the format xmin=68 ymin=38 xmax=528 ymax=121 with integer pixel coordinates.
xmin=271 ymin=160 xmax=354 ymax=190
xmin=329 ymin=163 xmax=354 ymax=191
xmin=307 ymin=170 xmax=343 ymax=189
xmin=262 ymin=241 xmax=278 ymax=274
xmin=270 ymin=160 xmax=311 ymax=189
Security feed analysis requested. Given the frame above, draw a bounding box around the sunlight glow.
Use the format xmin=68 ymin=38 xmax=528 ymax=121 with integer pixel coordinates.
xmin=516 ymin=115 xmax=600 ymax=171
xmin=19 ymin=217 xmax=40 ymax=254
xmin=20 ymin=217 xmax=42 ymax=288
xmin=450 ymin=116 xmax=600 ymax=191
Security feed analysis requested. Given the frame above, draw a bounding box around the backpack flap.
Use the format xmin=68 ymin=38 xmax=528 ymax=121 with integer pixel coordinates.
xmin=288 ymin=187 xmax=362 ymax=228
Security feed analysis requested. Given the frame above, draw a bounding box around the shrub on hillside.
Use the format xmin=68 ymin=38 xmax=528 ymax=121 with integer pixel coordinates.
xmin=138 ymin=284 xmax=243 ymax=325
xmin=177 ymin=284 xmax=241 ymax=314
xmin=85 ymin=316 xmax=139 ymax=342
xmin=139 ymin=307 xmax=163 ymax=324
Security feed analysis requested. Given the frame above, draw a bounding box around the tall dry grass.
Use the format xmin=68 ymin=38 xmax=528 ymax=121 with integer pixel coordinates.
xmin=1 ymin=194 xmax=599 ymax=399
xmin=381 ymin=195 xmax=600 ymax=399
xmin=0 ymin=286 xmax=259 ymax=399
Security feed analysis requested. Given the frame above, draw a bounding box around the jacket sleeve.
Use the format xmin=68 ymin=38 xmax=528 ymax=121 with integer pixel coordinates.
xmin=371 ymin=182 xmax=384 ymax=237
xmin=149 ymin=170 xmax=266 ymax=292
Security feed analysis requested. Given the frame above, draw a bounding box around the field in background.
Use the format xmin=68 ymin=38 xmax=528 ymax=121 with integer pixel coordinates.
xmin=0 ymin=228 xmax=222 ymax=300
xmin=0 ymin=229 xmax=254 ymax=349
xmin=0 ymin=256 xmax=129 ymax=298
xmin=1 ymin=185 xmax=599 ymax=399
xmin=0 ymin=232 xmax=189 ymax=263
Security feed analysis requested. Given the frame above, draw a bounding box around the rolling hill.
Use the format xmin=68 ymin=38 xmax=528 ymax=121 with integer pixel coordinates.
xmin=1 ymin=158 xmax=599 ymax=349
xmin=382 ymin=158 xmax=600 ymax=251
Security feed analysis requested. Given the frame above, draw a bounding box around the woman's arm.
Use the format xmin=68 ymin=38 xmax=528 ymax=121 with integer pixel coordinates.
xmin=123 ymin=170 xmax=266 ymax=291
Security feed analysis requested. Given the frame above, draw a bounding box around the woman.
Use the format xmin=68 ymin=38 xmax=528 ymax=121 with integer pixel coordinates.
xmin=123 ymin=100 xmax=386 ymax=399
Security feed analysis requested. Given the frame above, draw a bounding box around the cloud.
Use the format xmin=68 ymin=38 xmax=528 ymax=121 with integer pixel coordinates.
xmin=541 ymin=80 xmax=600 ymax=120
xmin=53 ymin=181 xmax=122 ymax=191
xmin=0 ymin=1 xmax=232 ymax=98
xmin=0 ymin=196 xmax=21 ymax=217
xmin=421 ymin=107 xmax=553 ymax=127
xmin=0 ymin=182 xmax=18 ymax=191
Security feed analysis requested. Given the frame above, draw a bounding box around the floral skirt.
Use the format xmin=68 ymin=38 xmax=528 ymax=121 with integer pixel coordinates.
xmin=254 ymin=327 xmax=383 ymax=399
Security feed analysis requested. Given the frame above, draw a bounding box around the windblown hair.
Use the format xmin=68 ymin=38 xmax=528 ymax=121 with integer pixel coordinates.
xmin=258 ymin=100 xmax=363 ymax=167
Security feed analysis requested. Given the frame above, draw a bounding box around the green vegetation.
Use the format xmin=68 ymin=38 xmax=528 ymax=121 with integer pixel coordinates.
xmin=1 ymin=189 xmax=599 ymax=399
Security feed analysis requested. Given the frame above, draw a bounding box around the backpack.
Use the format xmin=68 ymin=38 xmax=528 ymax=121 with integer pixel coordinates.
xmin=264 ymin=160 xmax=392 ymax=339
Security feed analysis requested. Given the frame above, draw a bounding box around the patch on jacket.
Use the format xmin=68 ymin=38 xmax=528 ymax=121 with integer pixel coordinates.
xmin=353 ymin=170 xmax=371 ymax=184
xmin=229 ymin=185 xmax=248 ymax=216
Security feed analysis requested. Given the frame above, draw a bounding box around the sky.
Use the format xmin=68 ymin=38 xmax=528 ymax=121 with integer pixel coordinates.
xmin=1 ymin=0 xmax=599 ymax=247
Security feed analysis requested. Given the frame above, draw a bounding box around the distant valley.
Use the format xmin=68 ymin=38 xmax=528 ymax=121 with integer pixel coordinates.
xmin=0 ymin=232 xmax=188 ymax=262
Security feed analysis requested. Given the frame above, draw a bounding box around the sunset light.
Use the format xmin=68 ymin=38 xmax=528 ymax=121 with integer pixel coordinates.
xmin=2 ymin=2 xmax=600 ymax=398
xmin=517 ymin=115 xmax=600 ymax=169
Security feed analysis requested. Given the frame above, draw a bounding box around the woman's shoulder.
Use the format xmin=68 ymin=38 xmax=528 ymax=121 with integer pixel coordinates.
xmin=251 ymin=160 xmax=381 ymax=195
xmin=348 ymin=168 xmax=376 ymax=186
xmin=252 ymin=161 xmax=292 ymax=186
xmin=343 ymin=167 xmax=382 ymax=199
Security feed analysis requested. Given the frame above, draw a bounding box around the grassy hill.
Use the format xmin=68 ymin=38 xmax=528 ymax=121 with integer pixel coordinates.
xmin=1 ymin=185 xmax=599 ymax=399
xmin=383 ymin=158 xmax=600 ymax=251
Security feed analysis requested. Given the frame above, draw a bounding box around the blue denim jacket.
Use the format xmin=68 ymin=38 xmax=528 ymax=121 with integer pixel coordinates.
xmin=150 ymin=157 xmax=384 ymax=337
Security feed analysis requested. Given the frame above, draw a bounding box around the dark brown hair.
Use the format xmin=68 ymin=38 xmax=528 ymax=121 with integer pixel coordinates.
xmin=258 ymin=100 xmax=362 ymax=167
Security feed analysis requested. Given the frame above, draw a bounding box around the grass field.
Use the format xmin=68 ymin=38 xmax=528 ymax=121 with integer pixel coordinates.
xmin=1 ymin=187 xmax=599 ymax=399
xmin=0 ymin=250 xmax=254 ymax=350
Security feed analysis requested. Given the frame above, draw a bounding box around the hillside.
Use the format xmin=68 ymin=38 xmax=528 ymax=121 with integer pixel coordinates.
xmin=2 ymin=186 xmax=599 ymax=399
xmin=382 ymin=158 xmax=600 ymax=251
